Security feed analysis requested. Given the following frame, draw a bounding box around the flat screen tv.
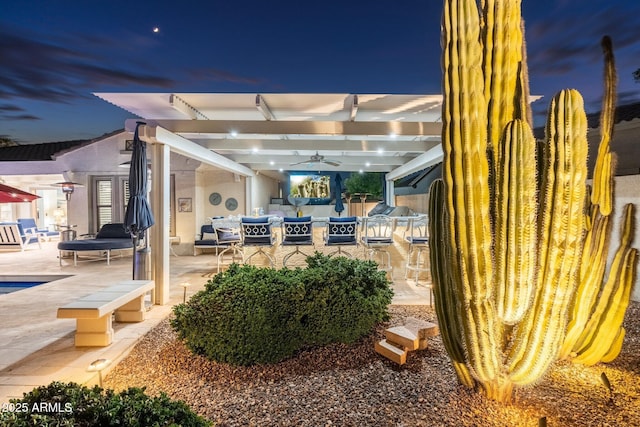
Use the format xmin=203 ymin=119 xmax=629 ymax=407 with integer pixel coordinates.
xmin=289 ymin=174 xmax=331 ymax=205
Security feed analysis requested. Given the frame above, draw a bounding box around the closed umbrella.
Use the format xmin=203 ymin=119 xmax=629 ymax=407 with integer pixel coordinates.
xmin=0 ymin=184 xmax=40 ymax=203
xmin=124 ymin=122 xmax=155 ymax=280
xmin=334 ymin=173 xmax=344 ymax=216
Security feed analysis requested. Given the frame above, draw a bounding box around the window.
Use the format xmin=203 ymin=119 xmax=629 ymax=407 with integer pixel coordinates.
xmin=92 ymin=174 xmax=175 ymax=235
xmin=95 ymin=179 xmax=114 ymax=230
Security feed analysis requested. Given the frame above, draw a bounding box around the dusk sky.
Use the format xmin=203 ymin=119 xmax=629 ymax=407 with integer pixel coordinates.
xmin=2 ymin=0 xmax=639 ymax=144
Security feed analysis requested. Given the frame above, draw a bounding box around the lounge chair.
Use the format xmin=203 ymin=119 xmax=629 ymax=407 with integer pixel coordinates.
xmin=17 ymin=218 xmax=60 ymax=241
xmin=57 ymin=223 xmax=134 ymax=266
xmin=0 ymin=222 xmax=41 ymax=251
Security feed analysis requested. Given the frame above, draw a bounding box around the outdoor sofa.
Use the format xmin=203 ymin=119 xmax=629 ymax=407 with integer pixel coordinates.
xmin=57 ymin=223 xmax=134 ymax=266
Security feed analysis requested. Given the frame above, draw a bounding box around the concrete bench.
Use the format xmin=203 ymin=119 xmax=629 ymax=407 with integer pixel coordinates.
xmin=57 ymin=280 xmax=154 ymax=347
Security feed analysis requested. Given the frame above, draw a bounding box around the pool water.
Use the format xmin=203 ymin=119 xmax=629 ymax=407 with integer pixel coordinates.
xmin=0 ymin=281 xmax=48 ymax=295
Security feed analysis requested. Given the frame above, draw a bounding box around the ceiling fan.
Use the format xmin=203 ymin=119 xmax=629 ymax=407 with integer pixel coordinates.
xmin=289 ymin=151 xmax=342 ymax=167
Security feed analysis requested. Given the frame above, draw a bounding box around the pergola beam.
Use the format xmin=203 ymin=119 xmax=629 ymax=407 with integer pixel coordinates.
xmin=126 ymin=120 xmax=254 ymax=177
xmin=255 ymin=94 xmax=275 ymax=121
xmin=193 ymin=138 xmax=433 ymax=152
xmin=153 ymin=119 xmax=442 ymax=137
xmin=386 ymin=143 xmax=444 ymax=181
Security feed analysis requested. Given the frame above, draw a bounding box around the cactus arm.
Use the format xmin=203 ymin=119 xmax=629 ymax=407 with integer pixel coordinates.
xmin=442 ymin=0 xmax=499 ymax=383
xmin=591 ymin=36 xmax=617 ymax=215
xmin=494 ymin=119 xmax=537 ymax=324
xmin=481 ymin=0 xmax=525 ymax=152
xmin=600 ymin=327 xmax=625 ymax=363
xmin=572 ymin=204 xmax=638 ymax=365
xmin=573 ymin=248 xmax=637 ymax=365
xmin=559 ymin=211 xmax=611 ymax=358
xmin=429 ymin=179 xmax=475 ymax=388
xmin=508 ymin=89 xmax=588 ymax=384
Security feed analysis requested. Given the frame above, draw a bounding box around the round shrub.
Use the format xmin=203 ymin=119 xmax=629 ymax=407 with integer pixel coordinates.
xmin=171 ymin=253 xmax=393 ymax=365
xmin=0 ymin=381 xmax=210 ymax=426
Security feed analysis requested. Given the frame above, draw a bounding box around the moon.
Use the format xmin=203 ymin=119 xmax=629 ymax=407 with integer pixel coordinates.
xmin=153 ymin=27 xmax=160 ymax=33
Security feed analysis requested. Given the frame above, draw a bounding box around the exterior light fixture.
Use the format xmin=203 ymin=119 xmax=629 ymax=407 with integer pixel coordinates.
xmin=87 ymin=358 xmax=111 ymax=387
xmin=54 ymin=181 xmax=82 ymax=201
xmin=179 ymin=282 xmax=191 ymax=303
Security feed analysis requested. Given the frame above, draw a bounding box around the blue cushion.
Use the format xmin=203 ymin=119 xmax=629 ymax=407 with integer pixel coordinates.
xmin=406 ymin=237 xmax=429 ymax=244
xmin=362 ymin=237 xmax=393 ymax=244
xmin=244 ymin=236 xmax=273 ymax=245
xmin=194 ymin=239 xmax=218 ymax=246
xmin=283 ymin=216 xmax=311 ymax=223
xmin=58 ymin=238 xmax=133 ymax=251
xmin=329 ymin=216 xmax=357 ymax=223
xmin=96 ymin=223 xmax=129 ymax=239
xmin=241 ymin=216 xmax=270 ymax=224
xmin=327 ymin=236 xmax=356 ymax=244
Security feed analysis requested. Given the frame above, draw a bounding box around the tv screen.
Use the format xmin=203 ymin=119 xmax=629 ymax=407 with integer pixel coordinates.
xmin=289 ymin=174 xmax=331 ymax=204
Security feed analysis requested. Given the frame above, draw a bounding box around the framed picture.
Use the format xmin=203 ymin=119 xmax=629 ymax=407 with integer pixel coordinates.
xmin=178 ymin=198 xmax=192 ymax=212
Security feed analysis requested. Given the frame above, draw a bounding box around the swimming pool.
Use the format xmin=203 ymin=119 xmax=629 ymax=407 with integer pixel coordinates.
xmin=0 ymin=281 xmax=47 ymax=295
xmin=0 ymin=275 xmax=71 ymax=295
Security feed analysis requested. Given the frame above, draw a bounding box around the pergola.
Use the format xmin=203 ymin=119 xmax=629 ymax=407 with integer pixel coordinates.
xmin=94 ymin=92 xmax=446 ymax=304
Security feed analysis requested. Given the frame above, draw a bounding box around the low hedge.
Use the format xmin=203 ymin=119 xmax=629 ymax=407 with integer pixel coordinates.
xmin=171 ymin=253 xmax=393 ymax=365
xmin=0 ymin=381 xmax=210 ymax=426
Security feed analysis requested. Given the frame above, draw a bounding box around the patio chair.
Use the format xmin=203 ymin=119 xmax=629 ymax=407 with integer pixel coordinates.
xmin=17 ymin=218 xmax=60 ymax=241
xmin=324 ymin=216 xmax=358 ymax=258
xmin=403 ymin=214 xmax=431 ymax=284
xmin=360 ymin=214 xmax=396 ymax=273
xmin=281 ymin=216 xmax=314 ymax=267
xmin=212 ymin=220 xmax=243 ymax=273
xmin=0 ymin=222 xmax=41 ymax=251
xmin=240 ymin=216 xmax=276 ymax=267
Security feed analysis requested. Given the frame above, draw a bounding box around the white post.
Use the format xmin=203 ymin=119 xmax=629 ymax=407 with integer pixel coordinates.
xmin=150 ymin=143 xmax=171 ymax=305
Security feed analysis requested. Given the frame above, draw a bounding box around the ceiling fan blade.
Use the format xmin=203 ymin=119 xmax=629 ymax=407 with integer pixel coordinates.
xmin=324 ymin=161 xmax=341 ymax=167
xmin=289 ymin=160 xmax=310 ymax=166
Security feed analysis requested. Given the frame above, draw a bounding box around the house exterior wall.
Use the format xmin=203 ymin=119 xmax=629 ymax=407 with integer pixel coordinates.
xmin=611 ymin=175 xmax=640 ymax=302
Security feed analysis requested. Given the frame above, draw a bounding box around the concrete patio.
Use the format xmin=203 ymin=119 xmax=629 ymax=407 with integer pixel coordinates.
xmin=0 ymin=234 xmax=431 ymax=403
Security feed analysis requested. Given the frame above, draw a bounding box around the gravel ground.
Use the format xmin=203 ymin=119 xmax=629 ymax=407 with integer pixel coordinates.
xmin=105 ymin=302 xmax=640 ymax=426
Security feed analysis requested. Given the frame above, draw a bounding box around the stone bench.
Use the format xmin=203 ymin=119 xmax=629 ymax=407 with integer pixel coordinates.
xmin=57 ymin=280 xmax=154 ymax=347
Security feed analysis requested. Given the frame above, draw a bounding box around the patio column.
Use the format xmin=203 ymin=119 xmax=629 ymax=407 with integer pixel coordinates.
xmin=150 ymin=142 xmax=170 ymax=305
xmin=245 ymin=176 xmax=253 ymax=216
xmin=385 ymin=178 xmax=395 ymax=207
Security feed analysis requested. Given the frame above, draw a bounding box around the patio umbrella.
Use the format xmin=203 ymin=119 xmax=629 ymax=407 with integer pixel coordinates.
xmin=334 ymin=173 xmax=344 ymax=216
xmin=0 ymin=183 xmax=40 ymax=203
xmin=124 ymin=122 xmax=155 ymax=280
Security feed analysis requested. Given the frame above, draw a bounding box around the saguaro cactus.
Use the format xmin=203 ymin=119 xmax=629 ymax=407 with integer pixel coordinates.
xmin=431 ymin=0 xmax=638 ymax=402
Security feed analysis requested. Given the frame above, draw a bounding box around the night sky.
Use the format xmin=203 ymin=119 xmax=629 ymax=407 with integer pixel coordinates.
xmin=2 ymin=0 xmax=639 ymax=144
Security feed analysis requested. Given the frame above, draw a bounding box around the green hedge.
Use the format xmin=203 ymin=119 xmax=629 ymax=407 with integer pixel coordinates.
xmin=0 ymin=381 xmax=210 ymax=426
xmin=171 ymin=253 xmax=393 ymax=365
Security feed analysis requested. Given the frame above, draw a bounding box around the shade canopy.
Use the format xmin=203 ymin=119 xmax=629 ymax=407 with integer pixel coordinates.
xmin=124 ymin=122 xmax=155 ymax=238
xmin=334 ymin=174 xmax=345 ymax=215
xmin=0 ymin=183 xmax=40 ymax=203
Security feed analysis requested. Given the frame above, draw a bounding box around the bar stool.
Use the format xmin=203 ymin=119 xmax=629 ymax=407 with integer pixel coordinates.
xmin=281 ymin=216 xmax=314 ymax=267
xmin=240 ymin=216 xmax=276 ymax=267
xmin=404 ymin=214 xmax=431 ymax=284
xmin=324 ymin=216 xmax=358 ymax=258
xmin=360 ymin=215 xmax=396 ymax=273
